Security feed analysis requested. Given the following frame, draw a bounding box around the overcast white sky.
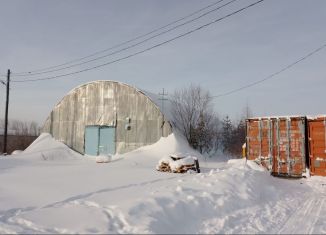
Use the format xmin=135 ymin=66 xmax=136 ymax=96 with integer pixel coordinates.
xmin=0 ymin=0 xmax=325 ymax=125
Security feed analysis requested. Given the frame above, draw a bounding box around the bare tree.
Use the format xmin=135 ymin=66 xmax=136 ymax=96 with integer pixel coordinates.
xmin=28 ymin=121 xmax=40 ymax=136
xmin=0 ymin=119 xmax=40 ymax=154
xmin=171 ymin=85 xmax=219 ymax=154
xmin=0 ymin=119 xmax=40 ymax=136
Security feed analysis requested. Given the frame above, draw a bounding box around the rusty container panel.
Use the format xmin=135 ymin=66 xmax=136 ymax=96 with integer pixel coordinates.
xmin=308 ymin=116 xmax=326 ymax=176
xmin=246 ymin=116 xmax=307 ymax=177
xmin=246 ymin=119 xmax=273 ymax=170
xmin=271 ymin=117 xmax=306 ymax=177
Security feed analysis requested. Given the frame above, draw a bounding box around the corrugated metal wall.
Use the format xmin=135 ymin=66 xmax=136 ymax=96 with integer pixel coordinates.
xmin=246 ymin=116 xmax=307 ymax=177
xmin=308 ymin=116 xmax=326 ymax=176
xmin=247 ymin=115 xmax=326 ymax=177
xmin=42 ymin=81 xmax=172 ymax=154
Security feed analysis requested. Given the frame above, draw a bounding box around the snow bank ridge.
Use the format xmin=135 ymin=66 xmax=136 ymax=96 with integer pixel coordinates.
xmin=20 ymin=133 xmax=82 ymax=161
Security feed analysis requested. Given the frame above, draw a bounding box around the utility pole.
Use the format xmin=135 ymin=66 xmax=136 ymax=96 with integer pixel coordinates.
xmin=3 ymin=69 xmax=10 ymax=154
xmin=158 ymin=88 xmax=168 ymax=137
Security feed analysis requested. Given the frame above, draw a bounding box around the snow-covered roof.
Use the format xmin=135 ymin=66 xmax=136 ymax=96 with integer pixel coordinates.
xmin=248 ymin=115 xmax=306 ymax=120
xmin=306 ymin=115 xmax=326 ymax=120
xmin=248 ymin=114 xmax=326 ymax=121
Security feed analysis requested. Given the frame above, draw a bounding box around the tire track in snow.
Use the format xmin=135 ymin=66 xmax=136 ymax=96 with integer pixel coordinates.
xmin=0 ymin=206 xmax=70 ymax=234
xmin=42 ymin=175 xmax=182 ymax=209
xmin=0 ymin=175 xmax=183 ymax=234
xmin=69 ymin=200 xmax=138 ymax=234
xmin=308 ymin=198 xmax=325 ymax=234
xmin=277 ymin=195 xmax=326 ymax=234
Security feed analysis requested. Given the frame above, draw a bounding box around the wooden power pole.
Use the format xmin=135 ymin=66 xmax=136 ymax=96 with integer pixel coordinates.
xmin=158 ymin=88 xmax=168 ymax=136
xmin=3 ymin=69 xmax=10 ymax=154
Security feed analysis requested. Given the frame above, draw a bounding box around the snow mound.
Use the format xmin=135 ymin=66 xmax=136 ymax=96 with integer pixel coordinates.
xmin=227 ymin=158 xmax=266 ymax=172
xmin=11 ymin=150 xmax=23 ymax=155
xmin=134 ymin=133 xmax=200 ymax=159
xmin=227 ymin=158 xmax=245 ymax=165
xmin=246 ymin=160 xmax=266 ymax=172
xmin=21 ymin=133 xmax=82 ymax=161
xmin=96 ymin=155 xmax=112 ymax=163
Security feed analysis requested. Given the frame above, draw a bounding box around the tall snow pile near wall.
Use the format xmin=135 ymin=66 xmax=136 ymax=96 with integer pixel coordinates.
xmin=22 ymin=133 xmax=82 ymax=161
xmin=130 ymin=133 xmax=201 ymax=160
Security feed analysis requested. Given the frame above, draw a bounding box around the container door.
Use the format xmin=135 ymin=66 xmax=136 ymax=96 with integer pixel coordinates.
xmin=272 ymin=118 xmax=306 ymax=177
xmin=246 ymin=119 xmax=273 ymax=170
xmin=260 ymin=119 xmax=273 ymax=170
xmin=247 ymin=120 xmax=260 ymax=160
xmin=309 ymin=119 xmax=326 ymax=176
xmin=289 ymin=118 xmax=306 ymax=176
xmin=272 ymin=119 xmax=290 ymax=176
xmin=85 ymin=126 xmax=99 ymax=156
xmin=99 ymin=127 xmax=116 ymax=155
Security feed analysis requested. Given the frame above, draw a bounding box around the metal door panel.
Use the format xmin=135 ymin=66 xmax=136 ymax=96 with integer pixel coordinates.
xmin=308 ymin=117 xmax=326 ymax=176
xmin=85 ymin=126 xmax=99 ymax=156
xmin=99 ymin=127 xmax=116 ymax=155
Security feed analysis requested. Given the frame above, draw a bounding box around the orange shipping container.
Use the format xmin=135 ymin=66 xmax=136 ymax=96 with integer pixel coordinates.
xmin=308 ymin=116 xmax=326 ymax=176
xmin=246 ymin=116 xmax=307 ymax=177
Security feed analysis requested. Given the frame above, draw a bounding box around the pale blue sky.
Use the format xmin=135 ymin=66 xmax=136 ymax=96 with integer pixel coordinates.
xmin=0 ymin=0 xmax=325 ymax=125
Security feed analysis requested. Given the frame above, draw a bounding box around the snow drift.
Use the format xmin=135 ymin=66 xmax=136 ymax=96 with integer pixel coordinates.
xmin=21 ymin=133 xmax=82 ymax=161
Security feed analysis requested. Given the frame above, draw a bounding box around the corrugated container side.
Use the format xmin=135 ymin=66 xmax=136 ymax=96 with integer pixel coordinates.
xmin=246 ymin=119 xmax=273 ymax=170
xmin=308 ymin=116 xmax=326 ymax=176
xmin=246 ymin=116 xmax=307 ymax=177
xmin=270 ymin=117 xmax=306 ymax=177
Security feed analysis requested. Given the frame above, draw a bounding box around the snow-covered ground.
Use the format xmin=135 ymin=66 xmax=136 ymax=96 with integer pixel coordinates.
xmin=0 ymin=134 xmax=325 ymax=234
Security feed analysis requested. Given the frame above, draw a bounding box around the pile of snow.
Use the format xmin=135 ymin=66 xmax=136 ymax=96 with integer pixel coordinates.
xmin=133 ymin=133 xmax=200 ymax=159
xmin=95 ymin=155 xmax=112 ymax=163
xmin=11 ymin=150 xmax=23 ymax=155
xmin=246 ymin=159 xmax=266 ymax=172
xmin=20 ymin=133 xmax=82 ymax=161
xmin=227 ymin=158 xmax=266 ymax=172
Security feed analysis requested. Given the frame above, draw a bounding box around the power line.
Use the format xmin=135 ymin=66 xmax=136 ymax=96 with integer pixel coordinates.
xmin=11 ymin=0 xmax=228 ymax=76
xmin=13 ymin=0 xmax=238 ymax=78
xmin=211 ymin=42 xmax=326 ymax=99
xmin=12 ymin=0 xmax=264 ymax=83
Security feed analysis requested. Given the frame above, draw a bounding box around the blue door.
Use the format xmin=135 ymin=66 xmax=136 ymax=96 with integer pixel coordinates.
xmin=99 ymin=127 xmax=116 ymax=155
xmin=85 ymin=126 xmax=115 ymax=156
xmin=85 ymin=126 xmax=99 ymax=156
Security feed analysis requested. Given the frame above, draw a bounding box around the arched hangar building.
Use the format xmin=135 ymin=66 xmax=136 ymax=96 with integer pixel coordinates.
xmin=42 ymin=81 xmax=172 ymax=155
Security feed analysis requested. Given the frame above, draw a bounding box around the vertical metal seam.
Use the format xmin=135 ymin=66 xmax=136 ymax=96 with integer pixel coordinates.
xmin=267 ymin=120 xmax=271 ymax=156
xmin=97 ymin=126 xmax=100 ymax=156
xmin=246 ymin=120 xmax=250 ymax=159
xmin=300 ymin=118 xmax=305 ymax=173
xmin=269 ymin=120 xmax=273 ymax=170
xmin=277 ymin=118 xmax=280 ymax=175
xmin=259 ymin=119 xmax=262 ymax=158
xmin=287 ymin=118 xmax=291 ymax=175
xmin=324 ymin=117 xmax=326 ymax=154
